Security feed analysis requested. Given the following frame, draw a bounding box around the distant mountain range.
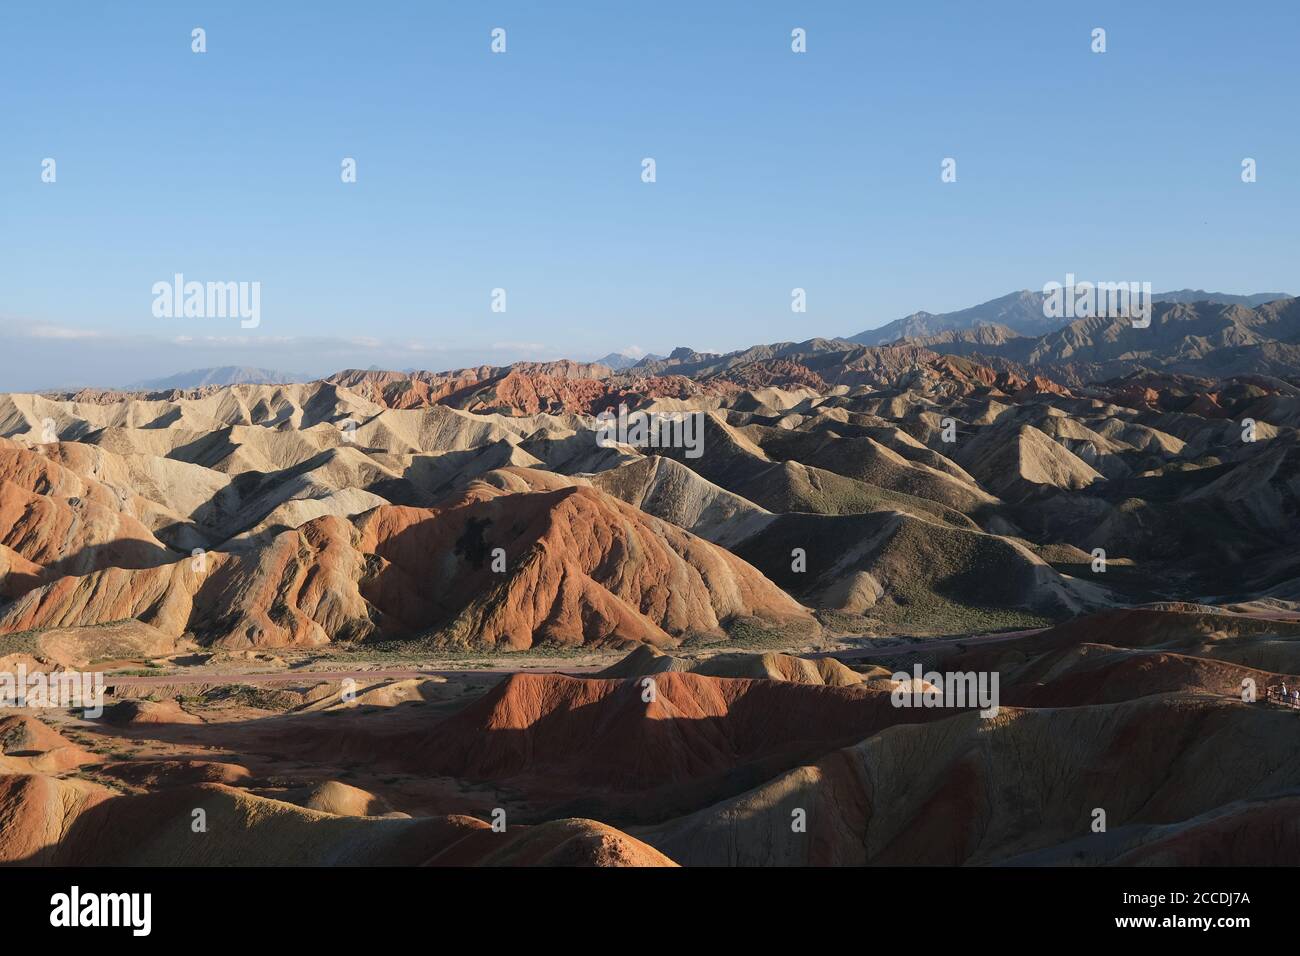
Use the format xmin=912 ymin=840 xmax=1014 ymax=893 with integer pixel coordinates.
xmin=111 ymin=290 xmax=1296 ymax=396
xmin=126 ymin=366 xmax=308 ymax=390
xmin=850 ymin=289 xmax=1293 ymax=346
xmin=916 ymin=296 xmax=1300 ymax=385
xmin=594 ymin=350 xmax=665 ymax=371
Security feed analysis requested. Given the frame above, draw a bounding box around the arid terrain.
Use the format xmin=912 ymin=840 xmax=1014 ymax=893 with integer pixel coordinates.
xmin=3 ymin=293 xmax=1300 ymax=866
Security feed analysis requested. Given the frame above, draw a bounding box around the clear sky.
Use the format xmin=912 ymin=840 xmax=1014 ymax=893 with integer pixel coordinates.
xmin=1 ymin=0 xmax=1296 ymax=389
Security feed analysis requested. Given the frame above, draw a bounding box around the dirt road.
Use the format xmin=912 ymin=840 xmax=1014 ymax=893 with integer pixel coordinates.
xmin=104 ymin=629 xmax=1051 ymax=689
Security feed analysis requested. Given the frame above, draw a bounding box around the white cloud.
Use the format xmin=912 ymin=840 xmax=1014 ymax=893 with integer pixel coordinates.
xmin=17 ymin=322 xmax=106 ymax=341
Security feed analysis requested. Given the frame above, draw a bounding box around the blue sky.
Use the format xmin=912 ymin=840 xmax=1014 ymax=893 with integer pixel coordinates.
xmin=1 ymin=0 xmax=1296 ymax=389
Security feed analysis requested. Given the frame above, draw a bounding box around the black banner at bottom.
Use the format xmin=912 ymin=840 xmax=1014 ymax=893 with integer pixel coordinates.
xmin=0 ymin=865 xmax=1281 ymax=942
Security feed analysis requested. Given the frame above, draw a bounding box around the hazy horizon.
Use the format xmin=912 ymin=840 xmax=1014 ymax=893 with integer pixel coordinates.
xmin=6 ymin=282 xmax=1297 ymax=392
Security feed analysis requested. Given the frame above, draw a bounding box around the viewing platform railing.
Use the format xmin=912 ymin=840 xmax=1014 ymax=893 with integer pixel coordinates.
xmin=1264 ymin=686 xmax=1300 ymax=709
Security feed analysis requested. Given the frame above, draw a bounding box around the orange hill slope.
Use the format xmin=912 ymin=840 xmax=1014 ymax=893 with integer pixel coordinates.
xmin=0 ymin=775 xmax=673 ymax=866
xmin=0 ymin=475 xmax=815 ymax=650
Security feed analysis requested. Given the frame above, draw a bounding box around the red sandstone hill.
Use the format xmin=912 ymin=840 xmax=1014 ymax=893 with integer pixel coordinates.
xmin=0 ymin=474 xmax=816 ymax=650
xmin=355 ymin=479 xmax=816 ymax=649
xmin=271 ymin=670 xmax=954 ymax=823
xmin=412 ymin=671 xmax=898 ymax=788
xmin=325 ymin=365 xmax=739 ymax=415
